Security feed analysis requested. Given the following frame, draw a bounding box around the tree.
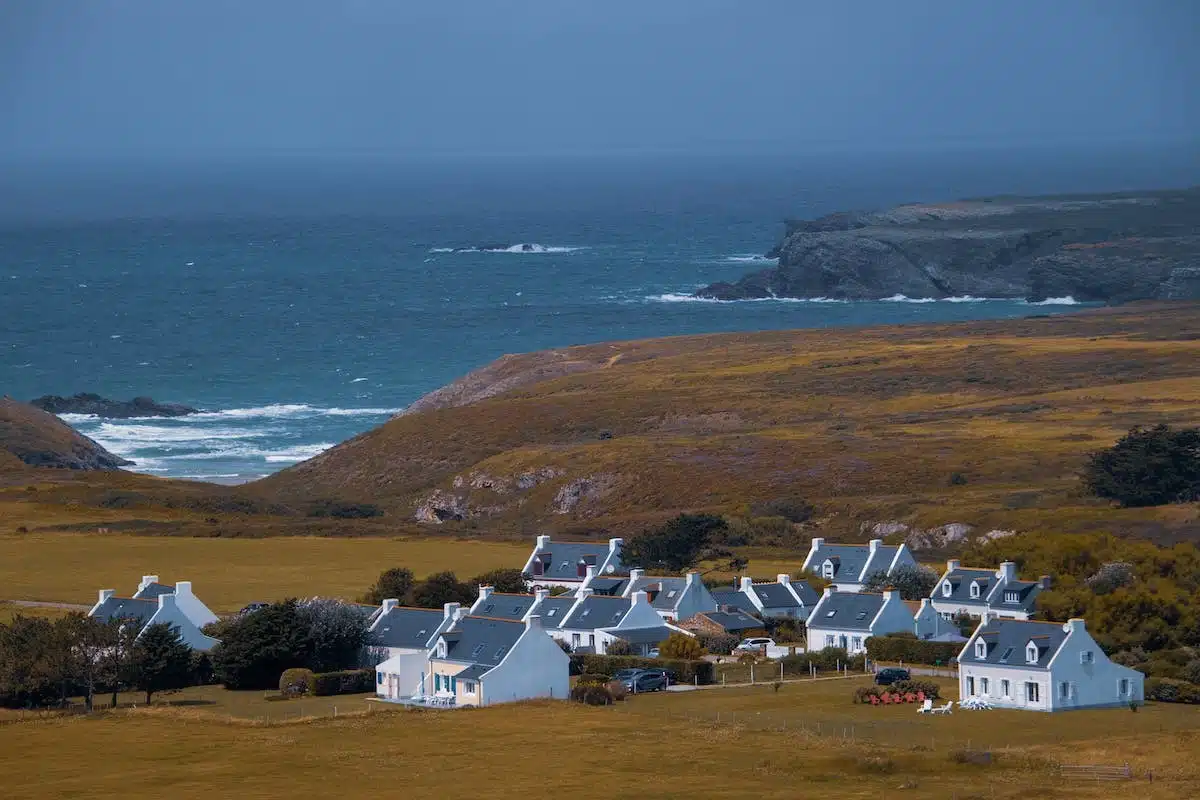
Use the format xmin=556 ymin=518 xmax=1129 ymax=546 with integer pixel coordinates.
xmin=296 ymin=598 xmax=370 ymax=673
xmin=470 ymin=568 xmax=527 ymax=594
xmin=59 ymin=614 xmax=122 ymax=712
xmin=657 ymin=632 xmax=705 ymax=660
xmin=128 ymin=624 xmax=193 ymax=705
xmin=361 ymin=567 xmax=415 ymax=606
xmin=605 ymin=639 xmax=633 ymax=656
xmin=0 ymin=616 xmax=60 ymax=708
xmin=1084 ymin=425 xmax=1200 ymax=507
xmin=409 ymin=571 xmax=475 ymax=609
xmin=862 ymin=564 xmax=939 ymax=600
xmin=622 ymin=514 xmax=730 ymax=573
xmin=212 ymin=600 xmax=314 ymax=690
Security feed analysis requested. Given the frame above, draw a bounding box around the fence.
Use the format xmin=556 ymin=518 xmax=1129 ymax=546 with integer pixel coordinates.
xmin=1060 ymin=763 xmax=1133 ymax=781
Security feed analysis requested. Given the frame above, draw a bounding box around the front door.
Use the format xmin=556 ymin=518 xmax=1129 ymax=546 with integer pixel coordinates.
xmin=966 ymin=676 xmax=975 ymax=696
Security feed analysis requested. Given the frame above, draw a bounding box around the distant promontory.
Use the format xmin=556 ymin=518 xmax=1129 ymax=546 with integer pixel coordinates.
xmin=695 ymin=188 xmax=1200 ymax=303
xmin=30 ymin=393 xmax=198 ymax=419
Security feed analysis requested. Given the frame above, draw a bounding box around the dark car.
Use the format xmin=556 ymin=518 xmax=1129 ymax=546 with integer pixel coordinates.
xmin=874 ymin=667 xmax=911 ymax=686
xmin=611 ymin=668 xmax=643 ymax=683
xmin=624 ymin=670 xmax=668 ymax=693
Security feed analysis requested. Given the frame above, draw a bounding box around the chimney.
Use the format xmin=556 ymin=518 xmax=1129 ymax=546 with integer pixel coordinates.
xmin=1064 ymin=618 xmax=1086 ymax=635
xmin=811 ymin=537 xmax=825 ymax=550
xmin=685 ymin=571 xmax=699 ymax=586
xmin=584 ymin=564 xmax=596 ymax=583
xmin=158 ymin=593 xmax=177 ymax=610
xmin=998 ymin=562 xmax=1017 ymax=582
xmin=535 ymin=588 xmax=549 ymax=603
xmin=98 ymin=589 xmax=115 ymax=604
xmin=631 ymin=590 xmax=649 ymax=607
xmin=946 ymin=559 xmax=961 ymax=572
xmin=478 ymin=585 xmax=494 ymax=602
xmin=608 ymin=537 xmax=623 ymax=554
xmin=536 ymin=534 xmax=550 ymax=550
xmin=739 ymin=576 xmax=753 ymax=592
xmin=629 ymin=568 xmax=644 ymax=584
xmin=174 ymin=580 xmax=192 ymax=597
xmin=382 ymin=598 xmax=399 ymax=614
xmin=526 ymin=614 xmax=542 ymax=631
xmin=139 ymin=575 xmax=159 ymax=592
xmin=882 ymin=588 xmax=899 ymax=603
xmin=822 ymin=586 xmax=836 ymax=599
xmin=869 ymin=538 xmax=881 ymax=553
xmin=776 ymin=574 xmax=791 ymax=585
xmin=443 ymin=602 xmax=461 ymax=621
xmin=1039 ymin=575 xmax=1052 ymax=590
xmin=578 ymin=587 xmax=594 ymax=599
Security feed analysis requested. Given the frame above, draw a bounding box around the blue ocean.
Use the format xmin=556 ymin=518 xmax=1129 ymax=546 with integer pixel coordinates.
xmin=3 ymin=145 xmax=1198 ymax=482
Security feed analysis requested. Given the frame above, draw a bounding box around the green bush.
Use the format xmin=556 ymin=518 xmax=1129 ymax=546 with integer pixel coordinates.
xmin=865 ymin=635 xmax=962 ymax=666
xmin=576 ymin=673 xmax=610 ymax=686
xmin=279 ymin=668 xmax=316 ymax=697
xmin=1145 ymin=677 xmax=1200 ymax=704
xmin=570 ymin=683 xmax=615 ymax=705
xmin=780 ymin=647 xmax=865 ymax=674
xmin=696 ymin=632 xmax=740 ymax=655
xmin=312 ymin=668 xmax=375 ymax=696
xmin=893 ymin=679 xmax=941 ymax=698
xmin=569 ymin=654 xmax=714 ymax=685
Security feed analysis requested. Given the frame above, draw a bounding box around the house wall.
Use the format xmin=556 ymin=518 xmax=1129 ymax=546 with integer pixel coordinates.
xmin=958 ymin=664 xmax=1053 ymax=711
xmin=915 ymin=603 xmax=961 ymax=640
xmin=930 ymin=598 xmax=1032 ymax=621
xmin=673 ymin=580 xmax=718 ymax=621
xmin=172 ymin=582 xmax=220 ymax=628
xmin=374 ymin=650 xmax=429 ymax=700
xmin=426 ymin=660 xmax=470 ymax=697
xmin=143 ymin=596 xmax=219 ymax=652
xmin=871 ymin=596 xmax=917 ymax=638
xmin=806 ymin=626 xmax=873 ymax=654
xmin=478 ymin=625 xmax=570 ymax=706
xmin=1046 ymin=626 xmax=1144 ymax=710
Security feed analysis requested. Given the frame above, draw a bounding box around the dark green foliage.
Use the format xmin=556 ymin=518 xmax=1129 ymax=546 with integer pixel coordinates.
xmin=311 ymin=668 xmax=374 ymax=696
xmin=296 ymin=598 xmax=371 ymax=673
xmin=0 ymin=616 xmax=66 ymax=708
xmin=862 ymin=564 xmax=939 ymax=600
xmin=696 ymin=632 xmax=740 ymax=655
xmin=212 ymin=600 xmax=314 ymax=690
xmin=129 ymin=624 xmax=193 ymax=704
xmin=1145 ymin=677 xmax=1200 ymax=704
xmin=865 ymin=634 xmax=963 ymax=666
xmin=469 ymin=568 xmax=527 ymax=594
xmin=1084 ymin=424 xmax=1200 ymax=507
xmin=749 ymin=497 xmax=815 ymax=523
xmin=658 ymin=632 xmax=705 ymax=660
xmin=189 ymin=651 xmax=216 ymax=686
xmin=279 ymin=667 xmax=316 ymax=697
xmin=622 ymin=513 xmax=730 ymax=572
xmin=604 ymin=639 xmax=632 ymax=656
xmin=568 ymin=654 xmax=714 ymax=685
xmin=307 ymin=500 xmax=383 ymax=519
xmin=409 ymin=571 xmax=476 ymax=609
xmin=360 ymin=567 xmax=415 ymax=605
xmin=779 ymin=648 xmax=866 ymax=673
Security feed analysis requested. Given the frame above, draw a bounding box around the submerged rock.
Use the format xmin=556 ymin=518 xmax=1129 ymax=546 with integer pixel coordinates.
xmin=30 ymin=393 xmax=198 ymax=418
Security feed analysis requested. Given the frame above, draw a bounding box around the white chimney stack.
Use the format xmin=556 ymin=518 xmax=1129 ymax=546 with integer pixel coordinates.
xmin=1064 ymin=618 xmax=1086 ymax=635
xmin=536 ymin=534 xmax=551 ymax=550
xmin=98 ymin=589 xmax=115 ymax=604
xmin=882 ymin=588 xmax=899 ymax=603
xmin=382 ymin=598 xmax=399 ymax=614
xmin=443 ymin=602 xmax=461 ymax=621
xmin=608 ymin=537 xmax=623 ymax=554
xmin=998 ymin=562 xmax=1017 ymax=582
xmin=811 ymin=537 xmax=825 ymax=549
xmin=479 ymin=585 xmax=494 ymax=602
xmin=776 ymin=574 xmax=791 ymax=585
xmin=578 ymin=587 xmax=594 ymax=599
xmin=869 ymin=538 xmax=881 ymax=553
xmin=631 ymin=590 xmax=649 ymax=607
xmin=157 ymin=593 xmax=177 ymax=610
xmin=139 ymin=575 xmax=159 ymax=592
xmin=584 ymin=565 xmax=596 ymax=583
xmin=822 ymin=586 xmax=835 ymax=598
xmin=685 ymin=571 xmax=699 ymax=586
xmin=629 ymin=568 xmax=644 ymax=584
xmin=174 ymin=580 xmax=192 ymax=597
xmin=739 ymin=576 xmax=753 ymax=592
xmin=946 ymin=559 xmax=961 ymax=572
xmin=535 ymin=588 xmax=549 ymax=603
xmin=526 ymin=614 xmax=542 ymax=631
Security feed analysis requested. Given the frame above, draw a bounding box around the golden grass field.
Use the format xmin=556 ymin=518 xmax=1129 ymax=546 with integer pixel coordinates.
xmin=2 ymin=675 xmax=1197 ymax=800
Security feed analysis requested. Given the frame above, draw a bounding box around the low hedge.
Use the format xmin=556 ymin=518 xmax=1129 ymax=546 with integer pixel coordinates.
xmin=279 ymin=668 xmax=316 ymax=697
xmin=570 ymin=654 xmax=715 ymax=685
xmin=779 ymin=647 xmax=865 ymax=673
xmin=854 ymin=680 xmax=940 ymax=704
xmin=866 ymin=635 xmax=962 ymax=666
xmin=1145 ymin=677 xmax=1200 ymax=704
xmin=570 ymin=683 xmax=616 ymax=705
xmin=312 ymin=668 xmax=375 ymax=696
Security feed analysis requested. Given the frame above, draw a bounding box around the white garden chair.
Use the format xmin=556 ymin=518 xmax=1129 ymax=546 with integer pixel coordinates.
xmin=932 ymin=701 xmax=953 ymax=715
xmin=917 ymin=698 xmax=933 ymax=714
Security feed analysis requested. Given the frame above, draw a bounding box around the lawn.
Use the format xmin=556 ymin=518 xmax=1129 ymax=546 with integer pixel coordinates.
xmin=0 ymin=533 xmax=529 ymax=610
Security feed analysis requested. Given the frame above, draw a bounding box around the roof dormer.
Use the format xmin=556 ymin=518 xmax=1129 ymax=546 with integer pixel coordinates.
xmin=941 ymin=581 xmax=953 ymax=598
xmin=1025 ymin=640 xmax=1039 ymax=664
xmin=969 ymin=580 xmax=983 ymax=599
xmin=822 ymin=558 xmax=837 ymax=580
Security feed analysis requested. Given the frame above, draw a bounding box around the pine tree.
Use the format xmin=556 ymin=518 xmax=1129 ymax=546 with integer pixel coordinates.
xmin=129 ymin=624 xmax=193 ymax=705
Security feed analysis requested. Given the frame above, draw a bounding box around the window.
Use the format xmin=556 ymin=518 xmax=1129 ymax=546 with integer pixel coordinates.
xmin=377 ymin=672 xmax=384 ymax=686
xmin=437 ymin=642 xmax=447 ymax=658
xmin=560 ymin=561 xmax=569 ymax=571
xmin=1004 ymin=591 xmax=1019 ymax=603
xmin=572 ymin=633 xmax=580 ymax=647
xmin=532 ymin=560 xmax=544 ymax=576
xmin=483 ymin=603 xmax=494 ymax=614
xmin=969 ymin=581 xmax=981 ymax=599
xmin=494 ymin=647 xmax=507 ymax=660
xmin=1001 ymin=679 xmax=1010 ymax=698
xmin=941 ymin=582 xmax=952 ymax=598
xmin=1059 ymin=681 xmax=1071 ymax=701
xmin=851 ymin=637 xmax=862 ymax=652
xmin=974 ymin=640 xmax=987 ymax=659
xmin=999 ymin=647 xmax=1013 ymax=664
xmin=822 ymin=561 xmax=834 ymax=579
xmin=1026 ymin=642 xmax=1039 ymax=664
xmin=667 ymin=590 xmax=676 ymax=599
xmin=1025 ymin=682 xmax=1040 ymax=703
xmin=470 ymin=644 xmax=485 ymax=658
xmin=1080 ymin=650 xmax=1094 ymax=665
xmin=855 ymin=611 xmax=868 ymax=621
xmin=825 ymin=635 xmax=835 ymax=648
xmin=463 ymin=681 xmax=476 ymax=694
xmin=825 ymin=609 xmax=836 ymax=618
xmin=416 ymin=629 xmax=427 ymax=640
xmin=547 ymin=608 xmax=557 ymax=617
xmin=580 ymin=608 xmax=591 ymax=618
xmin=588 ymin=634 xmax=595 ymax=648
xmin=513 ymin=605 xmax=522 ymax=614
xmin=939 ymin=611 xmax=952 ymax=620
xmin=435 ymin=674 xmax=442 ymax=691
xmin=980 ymin=677 xmax=990 ymax=695
xmin=966 ymin=676 xmax=975 ymax=696
xmin=1119 ymin=679 xmax=1130 ymax=696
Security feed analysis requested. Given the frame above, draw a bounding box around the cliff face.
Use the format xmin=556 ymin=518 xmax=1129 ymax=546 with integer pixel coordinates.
xmin=697 ymin=189 xmax=1200 ymax=302
xmin=0 ymin=397 xmax=131 ymax=470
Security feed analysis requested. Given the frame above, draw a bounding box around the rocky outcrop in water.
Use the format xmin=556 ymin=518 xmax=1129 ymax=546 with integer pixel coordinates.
xmin=31 ymin=393 xmax=198 ymax=418
xmin=697 ymin=189 xmax=1200 ymax=303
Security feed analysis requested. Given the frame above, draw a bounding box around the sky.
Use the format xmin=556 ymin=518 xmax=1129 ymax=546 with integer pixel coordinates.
xmin=0 ymin=0 xmax=1197 ymax=161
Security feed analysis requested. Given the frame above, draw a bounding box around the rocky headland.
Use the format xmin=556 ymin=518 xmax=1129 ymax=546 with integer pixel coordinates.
xmin=696 ymin=188 xmax=1200 ymax=302
xmin=0 ymin=396 xmax=131 ymax=470
xmin=30 ymin=393 xmax=198 ymax=418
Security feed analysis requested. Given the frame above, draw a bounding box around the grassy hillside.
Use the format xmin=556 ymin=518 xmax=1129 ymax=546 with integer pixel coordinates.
xmin=254 ymin=303 xmax=1200 ymax=542
xmin=0 ymin=396 xmax=129 ymax=470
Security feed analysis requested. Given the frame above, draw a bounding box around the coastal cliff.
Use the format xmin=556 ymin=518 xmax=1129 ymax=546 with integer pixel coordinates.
xmin=696 ymin=188 xmax=1200 ymax=302
xmin=0 ymin=397 xmax=131 ymax=470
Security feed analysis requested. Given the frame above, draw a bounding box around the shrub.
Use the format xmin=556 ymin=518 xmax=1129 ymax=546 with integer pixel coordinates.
xmin=361 ymin=567 xmax=415 ymax=606
xmin=696 ymin=632 xmax=740 ymax=655
xmin=1145 ymin=677 xmax=1200 ymax=704
xmin=570 ymin=683 xmax=614 ymax=705
xmin=782 ymin=647 xmax=866 ymax=673
xmin=866 ymin=634 xmax=962 ymax=666
xmin=576 ymin=673 xmax=610 ymax=686
xmin=279 ymin=668 xmax=316 ymax=697
xmin=893 ymin=679 xmax=940 ymax=698
xmin=605 ymin=679 xmax=627 ymax=701
xmin=1184 ymin=660 xmax=1200 ymax=686
xmin=189 ymin=651 xmax=216 ymax=686
xmin=749 ymin=497 xmax=815 ymax=523
xmin=862 ymin=564 xmax=939 ymax=600
xmin=1084 ymin=424 xmax=1200 ymax=507
xmin=605 ymin=639 xmax=633 ymax=656
xmin=213 ymin=600 xmax=314 ymax=690
xmin=308 ymin=500 xmax=383 ymax=519
xmin=658 ymin=632 xmax=705 ymax=660
xmin=569 ymin=654 xmax=715 ymax=685
xmin=311 ymin=668 xmax=375 ymax=696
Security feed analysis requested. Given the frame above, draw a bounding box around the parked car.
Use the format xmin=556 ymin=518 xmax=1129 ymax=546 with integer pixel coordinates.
xmin=611 ymin=668 xmax=643 ymax=683
xmin=734 ymin=637 xmax=776 ymax=653
xmin=874 ymin=667 xmax=911 ymax=686
xmin=623 ymin=670 xmax=668 ymax=693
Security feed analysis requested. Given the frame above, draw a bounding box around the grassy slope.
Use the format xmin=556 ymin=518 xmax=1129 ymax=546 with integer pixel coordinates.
xmin=0 ymin=396 xmax=127 ymax=469
xmin=255 ymin=304 xmax=1200 ymax=542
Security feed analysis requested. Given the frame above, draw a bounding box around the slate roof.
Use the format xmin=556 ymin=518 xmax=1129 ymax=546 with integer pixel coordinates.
xmin=750 ymin=583 xmax=802 ymax=609
xmin=439 ymin=616 xmax=525 ymax=667
xmin=992 ymin=580 xmax=1043 ymax=614
xmin=789 ymin=580 xmax=820 ymax=606
xmin=132 ymin=582 xmax=175 ymax=600
xmin=809 ymin=592 xmax=886 ymax=632
xmin=698 ymin=610 xmax=763 ymax=633
xmin=454 ymin=664 xmax=491 ymax=681
xmin=530 ymin=542 xmax=605 ymax=581
xmin=965 ymin=618 xmax=1067 ymax=668
xmin=561 ymin=596 xmax=630 ymax=631
xmin=91 ymin=597 xmax=158 ymax=626
xmin=372 ymin=607 xmax=445 ymax=650
xmin=711 ymin=590 xmax=758 ymax=615
xmin=475 ymin=593 xmax=538 ymax=620
xmin=609 ymin=626 xmax=675 ymax=645
xmin=936 ymin=568 xmax=995 ymax=605
xmin=811 ymin=545 xmax=872 ymax=581
xmin=532 ymin=596 xmax=577 ymax=624
xmin=586 ymin=578 xmax=626 ymax=596
xmin=626 ymin=576 xmax=690 ymax=611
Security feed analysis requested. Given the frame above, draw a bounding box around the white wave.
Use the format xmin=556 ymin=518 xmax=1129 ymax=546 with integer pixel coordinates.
xmin=91 ymin=423 xmax=265 ymax=448
xmin=430 ymin=244 xmax=585 ymax=254
xmin=881 ymin=294 xmax=936 ymax=303
xmin=649 ymin=292 xmax=845 ymax=304
xmin=428 ymin=247 xmax=455 ymax=253
xmin=263 ymin=443 xmax=334 ymax=462
xmin=1028 ymin=296 xmax=1079 ymax=305
xmin=147 ymin=442 xmax=335 ymax=463
xmin=943 ymin=295 xmax=992 ymax=303
xmin=189 ymin=403 xmax=315 ymax=420
xmin=350 ymin=377 xmax=367 ymax=383
xmin=723 ymin=254 xmax=777 ymax=263
xmin=323 ymin=407 xmax=402 ymax=416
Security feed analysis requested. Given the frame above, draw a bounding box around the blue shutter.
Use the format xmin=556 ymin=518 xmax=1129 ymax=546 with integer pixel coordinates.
xmin=435 ymin=674 xmax=441 ymax=691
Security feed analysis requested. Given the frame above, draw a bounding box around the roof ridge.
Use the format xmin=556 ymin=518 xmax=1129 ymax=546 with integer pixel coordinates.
xmin=110 ymin=596 xmax=156 ymax=604
xmin=487 ymin=592 xmax=536 ymax=597
xmin=464 ymin=615 xmax=526 ymax=624
xmin=384 ymin=605 xmax=445 ymax=612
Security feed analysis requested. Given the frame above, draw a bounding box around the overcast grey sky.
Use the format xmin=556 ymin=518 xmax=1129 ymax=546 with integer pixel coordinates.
xmin=1 ymin=0 xmax=1196 ymax=161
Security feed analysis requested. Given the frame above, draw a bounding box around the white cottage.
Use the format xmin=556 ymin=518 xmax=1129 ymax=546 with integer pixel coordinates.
xmin=930 ymin=560 xmax=1050 ymax=621
xmin=577 ymin=568 xmax=717 ymax=622
xmin=805 ymin=588 xmax=915 ymax=655
xmin=521 ymin=535 xmax=624 ymax=591
xmin=801 ymin=538 xmax=918 ymax=593
xmin=957 ymin=617 xmax=1144 ymax=711
xmin=370 ymin=601 xmax=461 ymax=700
xmin=89 ymin=589 xmax=220 ymax=652
xmin=549 ymin=589 xmax=685 ymax=655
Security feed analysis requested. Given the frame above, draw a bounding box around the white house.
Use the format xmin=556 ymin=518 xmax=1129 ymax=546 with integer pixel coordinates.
xmin=370 ymin=601 xmax=461 ymax=700
xmin=930 ymin=560 xmax=1050 ymax=621
xmin=130 ymin=575 xmax=220 ymax=628
xmin=801 ymin=538 xmax=918 ymax=592
xmin=805 ymin=588 xmax=915 ymax=655
xmin=521 ymin=535 xmax=624 ymax=591
xmin=914 ymin=598 xmax=968 ymax=642
xmin=716 ymin=575 xmax=818 ymax=620
xmin=89 ymin=589 xmax=220 ymax=652
xmin=957 ymin=616 xmax=1144 ymax=711
xmin=421 ymin=614 xmax=570 ymax=707
xmin=469 ymin=587 xmax=541 ymax=620
xmin=548 ymin=589 xmax=685 ymax=655
xmin=578 ymin=568 xmax=717 ymax=622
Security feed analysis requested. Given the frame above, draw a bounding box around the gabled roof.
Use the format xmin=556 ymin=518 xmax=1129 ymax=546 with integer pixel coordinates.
xmin=965 ymin=619 xmax=1067 ymax=668
xmin=992 ymin=580 xmax=1042 ymax=614
xmin=533 ymin=596 xmax=576 ymax=624
xmin=750 ymin=583 xmax=802 ymax=609
xmin=935 ymin=568 xmax=996 ymax=605
xmin=475 ymin=593 xmax=538 ymax=620
xmin=438 ymin=616 xmax=525 ymax=667
xmin=860 ymin=545 xmax=902 ymax=579
xmin=132 ymin=582 xmax=175 ymax=600
xmin=809 ymin=592 xmax=886 ymax=632
xmin=561 ymin=596 xmax=630 ymax=631
xmin=530 ymin=542 xmax=605 ymax=581
xmin=609 ymin=626 xmax=675 ymax=645
xmin=697 ymin=610 xmax=763 ymax=633
xmin=91 ymin=596 xmax=158 ymax=626
xmin=710 ymin=590 xmax=758 ymax=615
xmin=788 ymin=580 xmax=820 ymax=606
xmin=454 ymin=664 xmax=491 ymax=682
xmin=811 ymin=544 xmax=872 ymax=581
xmin=372 ymin=607 xmax=445 ymax=650
xmin=586 ymin=577 xmax=626 ymax=596
xmin=627 ymin=576 xmax=689 ymax=611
